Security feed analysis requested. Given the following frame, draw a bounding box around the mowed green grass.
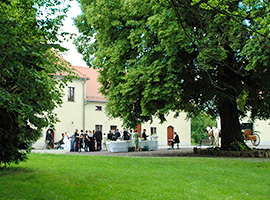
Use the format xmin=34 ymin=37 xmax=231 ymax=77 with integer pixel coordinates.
xmin=0 ymin=153 xmax=269 ymax=200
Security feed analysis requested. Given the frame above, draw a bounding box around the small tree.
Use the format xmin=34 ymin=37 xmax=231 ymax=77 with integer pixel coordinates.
xmin=191 ymin=113 xmax=216 ymax=144
xmin=0 ymin=0 xmax=74 ymax=167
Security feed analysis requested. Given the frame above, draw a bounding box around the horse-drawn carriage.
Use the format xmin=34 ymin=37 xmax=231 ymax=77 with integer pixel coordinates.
xmin=198 ymin=124 xmax=260 ymax=147
xmin=241 ymin=123 xmax=260 ymax=146
xmin=242 ymin=129 xmax=260 ymax=146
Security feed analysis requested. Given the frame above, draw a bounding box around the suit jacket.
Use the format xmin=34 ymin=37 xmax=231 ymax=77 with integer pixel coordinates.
xmin=94 ymin=131 xmax=102 ymax=141
xmin=123 ymin=131 xmax=129 ymax=140
xmin=115 ymin=131 xmax=120 ymax=140
xmin=142 ymin=132 xmax=147 ymax=140
xmin=46 ymin=132 xmax=52 ymax=141
xmin=107 ymin=132 xmax=113 ymax=140
xmin=174 ymin=134 xmax=180 ymax=143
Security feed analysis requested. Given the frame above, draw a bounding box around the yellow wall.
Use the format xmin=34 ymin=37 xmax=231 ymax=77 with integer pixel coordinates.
xmin=85 ymin=101 xmax=123 ymax=133
xmin=53 ymin=78 xmax=85 ymax=136
xmin=142 ymin=112 xmax=191 ymax=146
xmin=85 ymin=101 xmax=191 ymax=146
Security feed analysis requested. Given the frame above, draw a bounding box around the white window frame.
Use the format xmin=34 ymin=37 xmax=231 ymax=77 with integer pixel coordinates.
xmin=68 ymin=87 xmax=75 ymax=102
xmin=150 ymin=127 xmax=157 ymax=135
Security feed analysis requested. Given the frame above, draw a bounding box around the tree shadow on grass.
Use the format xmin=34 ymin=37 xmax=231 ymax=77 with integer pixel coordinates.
xmin=0 ymin=166 xmax=34 ymax=177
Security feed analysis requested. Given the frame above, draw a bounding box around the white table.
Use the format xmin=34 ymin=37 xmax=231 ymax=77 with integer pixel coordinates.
xmin=106 ymin=141 xmax=130 ymax=152
xmin=107 ymin=140 xmax=158 ymax=152
xmin=137 ymin=140 xmax=158 ymax=151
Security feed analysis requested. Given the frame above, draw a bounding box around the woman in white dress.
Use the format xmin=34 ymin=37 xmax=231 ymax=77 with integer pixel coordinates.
xmin=63 ymin=131 xmax=70 ymax=150
xmin=102 ymin=133 xmax=107 ymax=150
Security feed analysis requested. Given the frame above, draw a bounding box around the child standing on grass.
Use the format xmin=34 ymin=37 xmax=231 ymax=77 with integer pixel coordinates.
xmin=133 ymin=130 xmax=139 ymax=152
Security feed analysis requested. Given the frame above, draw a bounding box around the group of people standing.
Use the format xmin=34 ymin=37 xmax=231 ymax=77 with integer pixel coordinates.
xmin=107 ymin=128 xmax=134 ymax=141
xmin=62 ymin=129 xmax=103 ymax=152
xmin=107 ymin=129 xmax=144 ymax=152
xmin=48 ymin=128 xmax=181 ymax=152
xmin=59 ymin=128 xmax=152 ymax=152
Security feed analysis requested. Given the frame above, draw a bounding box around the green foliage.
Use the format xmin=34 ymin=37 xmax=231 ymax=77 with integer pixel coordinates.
xmin=0 ymin=0 xmax=75 ymax=167
xmin=75 ymin=0 xmax=270 ymax=149
xmin=191 ymin=113 xmax=217 ymax=144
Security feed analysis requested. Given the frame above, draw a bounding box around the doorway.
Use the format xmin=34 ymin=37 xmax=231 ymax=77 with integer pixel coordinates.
xmin=136 ymin=124 xmax=142 ymax=138
xmin=167 ymin=126 xmax=174 ymax=145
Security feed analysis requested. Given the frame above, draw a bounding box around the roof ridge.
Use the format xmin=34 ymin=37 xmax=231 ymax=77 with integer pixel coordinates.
xmin=72 ymin=66 xmax=106 ymax=101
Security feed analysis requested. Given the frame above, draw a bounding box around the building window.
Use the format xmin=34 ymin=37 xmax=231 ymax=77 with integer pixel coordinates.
xmin=110 ymin=125 xmax=117 ymax=131
xmin=151 ymin=127 xmax=157 ymax=135
xmin=68 ymin=87 xmax=75 ymax=102
xmin=95 ymin=106 xmax=102 ymax=111
xmin=95 ymin=125 xmax=103 ymax=132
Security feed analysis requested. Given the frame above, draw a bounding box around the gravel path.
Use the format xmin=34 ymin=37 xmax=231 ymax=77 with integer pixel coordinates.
xmin=32 ymin=147 xmax=270 ymax=160
xmin=32 ymin=147 xmax=196 ymax=157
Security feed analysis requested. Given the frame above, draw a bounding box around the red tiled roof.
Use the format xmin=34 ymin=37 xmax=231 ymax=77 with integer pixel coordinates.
xmin=73 ymin=66 xmax=107 ymax=101
xmin=54 ymin=66 xmax=89 ymax=79
xmin=50 ymin=49 xmax=88 ymax=80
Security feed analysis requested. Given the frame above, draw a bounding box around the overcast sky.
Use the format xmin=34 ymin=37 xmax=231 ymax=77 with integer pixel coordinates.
xmin=60 ymin=0 xmax=87 ymax=67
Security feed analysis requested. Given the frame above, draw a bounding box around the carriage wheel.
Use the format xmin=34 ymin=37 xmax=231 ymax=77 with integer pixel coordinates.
xmin=251 ymin=134 xmax=260 ymax=146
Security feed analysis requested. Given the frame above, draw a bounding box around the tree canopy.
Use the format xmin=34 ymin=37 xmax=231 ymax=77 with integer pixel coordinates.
xmin=0 ymin=0 xmax=74 ymax=167
xmin=75 ymin=0 xmax=270 ymax=150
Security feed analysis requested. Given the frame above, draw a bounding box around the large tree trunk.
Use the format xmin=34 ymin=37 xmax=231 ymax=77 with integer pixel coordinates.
xmin=219 ymin=99 xmax=249 ymax=151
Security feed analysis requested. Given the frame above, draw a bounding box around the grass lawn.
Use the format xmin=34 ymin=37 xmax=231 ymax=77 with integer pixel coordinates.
xmin=0 ymin=153 xmax=269 ymax=200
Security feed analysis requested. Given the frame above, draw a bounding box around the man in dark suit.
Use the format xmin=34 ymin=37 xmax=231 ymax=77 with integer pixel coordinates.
xmin=107 ymin=130 xmax=113 ymax=140
xmin=142 ymin=129 xmax=149 ymax=140
xmin=172 ymin=132 xmax=180 ymax=149
xmin=74 ymin=129 xmax=80 ymax=151
xmin=123 ymin=128 xmax=130 ymax=140
xmin=45 ymin=130 xmax=53 ymax=149
xmin=94 ymin=128 xmax=103 ymax=151
xmin=114 ymin=129 xmax=121 ymax=140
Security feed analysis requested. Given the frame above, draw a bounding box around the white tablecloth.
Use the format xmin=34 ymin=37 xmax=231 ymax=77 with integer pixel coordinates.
xmin=107 ymin=141 xmax=129 ymax=152
xmin=107 ymin=140 xmax=158 ymax=152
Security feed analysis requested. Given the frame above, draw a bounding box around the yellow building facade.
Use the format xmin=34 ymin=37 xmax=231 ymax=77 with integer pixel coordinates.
xmin=34 ymin=66 xmax=191 ymax=149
